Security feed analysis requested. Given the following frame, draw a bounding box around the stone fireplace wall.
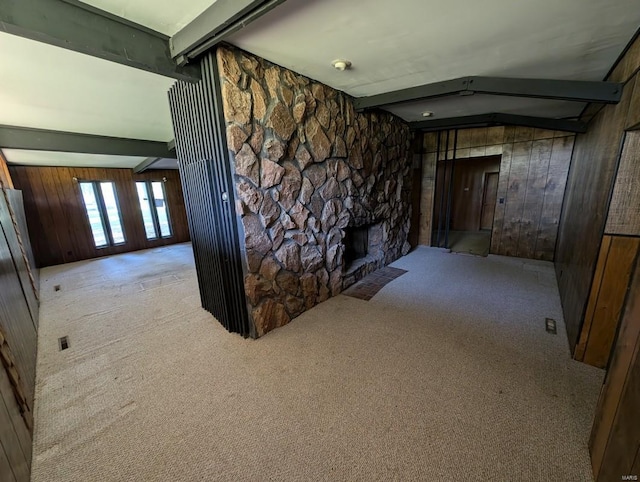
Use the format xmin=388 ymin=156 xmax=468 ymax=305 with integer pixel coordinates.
xmin=217 ymin=45 xmax=412 ymax=337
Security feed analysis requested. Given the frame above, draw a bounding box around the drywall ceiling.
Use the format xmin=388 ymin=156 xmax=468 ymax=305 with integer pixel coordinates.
xmin=82 ymin=0 xmax=215 ymax=36
xmin=149 ymin=158 xmax=179 ymax=170
xmin=229 ymin=0 xmax=640 ymax=117
xmin=2 ymin=149 xmax=147 ymax=169
xmin=387 ymin=96 xmax=587 ymax=123
xmin=0 ymin=32 xmax=175 ymax=141
xmin=1 ymin=0 xmax=639 ymax=171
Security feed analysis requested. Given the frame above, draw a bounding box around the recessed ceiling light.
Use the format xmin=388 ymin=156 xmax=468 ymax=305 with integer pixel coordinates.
xmin=332 ymin=59 xmax=352 ymax=71
xmin=422 ymin=111 xmax=434 ymax=117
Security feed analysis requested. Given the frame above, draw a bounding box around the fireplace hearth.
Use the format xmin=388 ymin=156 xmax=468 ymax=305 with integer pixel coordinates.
xmin=344 ymin=225 xmax=369 ymax=268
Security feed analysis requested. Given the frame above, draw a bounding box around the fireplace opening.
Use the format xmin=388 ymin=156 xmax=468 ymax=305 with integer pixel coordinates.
xmin=344 ymin=225 xmax=369 ymax=270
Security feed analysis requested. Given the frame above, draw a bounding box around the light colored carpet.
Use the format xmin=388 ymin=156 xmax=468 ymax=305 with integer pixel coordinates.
xmin=32 ymin=243 xmax=603 ymax=481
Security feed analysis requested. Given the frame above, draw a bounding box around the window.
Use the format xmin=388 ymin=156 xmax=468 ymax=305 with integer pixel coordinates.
xmin=79 ymin=181 xmax=126 ymax=248
xmin=136 ymin=181 xmax=172 ymax=240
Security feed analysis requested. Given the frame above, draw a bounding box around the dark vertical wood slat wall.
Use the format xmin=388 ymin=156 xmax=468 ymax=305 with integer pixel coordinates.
xmin=8 ymin=167 xmax=190 ymax=267
xmin=168 ymin=50 xmax=251 ymax=337
xmin=0 ymin=189 xmax=36 ymax=482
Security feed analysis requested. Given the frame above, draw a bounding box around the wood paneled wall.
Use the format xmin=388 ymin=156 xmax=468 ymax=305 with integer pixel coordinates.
xmin=0 ymin=190 xmax=37 ymax=482
xmin=8 ymin=167 xmax=190 ymax=267
xmin=606 ymin=131 xmax=640 ymax=235
xmin=419 ymin=127 xmax=574 ymax=261
xmin=555 ymin=36 xmax=640 ymax=354
xmin=589 ymin=251 xmax=640 ymax=482
xmin=558 ymin=31 xmax=640 ymax=481
xmin=576 ymin=235 xmax=640 ymax=368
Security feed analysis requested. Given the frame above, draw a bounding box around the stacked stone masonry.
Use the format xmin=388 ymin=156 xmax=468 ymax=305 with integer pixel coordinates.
xmin=217 ymin=46 xmax=412 ymax=336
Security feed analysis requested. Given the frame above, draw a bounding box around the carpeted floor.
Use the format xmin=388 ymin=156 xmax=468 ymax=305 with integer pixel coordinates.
xmin=32 ymin=243 xmax=603 ymax=481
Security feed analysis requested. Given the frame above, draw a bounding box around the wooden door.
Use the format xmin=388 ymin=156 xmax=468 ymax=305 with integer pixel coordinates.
xmin=480 ymin=172 xmax=499 ymax=230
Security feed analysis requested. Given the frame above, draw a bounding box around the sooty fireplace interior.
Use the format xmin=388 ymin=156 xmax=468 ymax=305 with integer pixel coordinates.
xmin=344 ymin=225 xmax=370 ymax=270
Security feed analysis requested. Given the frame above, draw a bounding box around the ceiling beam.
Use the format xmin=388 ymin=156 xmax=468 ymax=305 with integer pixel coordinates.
xmin=354 ymin=76 xmax=623 ymax=111
xmin=0 ymin=125 xmax=177 ymax=158
xmin=133 ymin=157 xmax=162 ymax=173
xmin=409 ymin=113 xmax=588 ymax=134
xmin=170 ymin=0 xmax=287 ymax=62
xmin=0 ymin=0 xmax=199 ymax=82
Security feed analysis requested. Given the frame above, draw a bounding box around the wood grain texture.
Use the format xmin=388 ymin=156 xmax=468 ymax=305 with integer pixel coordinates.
xmin=576 ymin=236 xmax=613 ymax=361
xmin=590 ymin=250 xmax=640 ymax=481
xmin=608 ymin=32 xmax=640 ymax=84
xmin=0 ymin=361 xmax=31 ymax=468
xmin=8 ymin=167 xmax=190 ymax=267
xmin=627 ymin=75 xmax=640 ymax=130
xmin=0 ymin=367 xmax=30 ymax=482
xmin=582 ymin=236 xmax=640 ymax=368
xmin=480 ymin=172 xmax=499 ymax=230
xmin=0 ymin=447 xmax=16 ymax=482
xmin=534 ymin=136 xmax=573 ymax=260
xmin=450 ymin=156 xmax=500 ymax=231
xmin=0 ymin=226 xmax=36 ymax=407
xmin=5 ymin=191 xmax=39 ymax=298
xmin=517 ymin=139 xmax=553 ymax=258
xmin=422 ymin=126 xmax=573 ymax=259
xmin=418 ymin=152 xmax=437 ymax=245
xmin=0 ymin=192 xmax=36 ymax=482
xmin=0 ymin=152 xmax=13 ymax=190
xmin=555 ymin=82 xmax=634 ymax=352
xmin=606 ymin=130 xmax=640 ymax=235
xmin=0 ymin=192 xmax=38 ymax=328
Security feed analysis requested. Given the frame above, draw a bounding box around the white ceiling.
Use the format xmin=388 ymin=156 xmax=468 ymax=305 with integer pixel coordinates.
xmin=229 ymin=0 xmax=640 ymax=98
xmin=2 ymin=149 xmax=146 ymax=168
xmin=1 ymin=0 xmax=639 ymax=170
xmin=149 ymin=158 xmax=179 ymax=170
xmin=2 ymin=149 xmax=179 ymax=169
xmin=82 ymin=0 xmax=215 ymax=36
xmin=0 ymin=32 xmax=175 ymax=141
xmin=387 ymin=96 xmax=587 ymax=123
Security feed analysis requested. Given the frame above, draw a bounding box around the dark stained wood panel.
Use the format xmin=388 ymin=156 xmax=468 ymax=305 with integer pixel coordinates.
xmin=480 ymin=172 xmax=499 ymax=230
xmin=418 ymin=150 xmax=437 ymax=245
xmin=534 ymin=136 xmax=573 ymax=260
xmin=8 ymin=167 xmax=190 ymax=267
xmin=0 ymin=189 xmax=36 ymax=482
xmin=0 ymin=359 xmax=31 ymax=463
xmin=0 ymin=233 xmax=36 ymax=407
xmin=5 ymin=191 xmax=39 ymax=297
xmin=627 ymin=75 xmax=640 ymax=130
xmin=578 ymin=236 xmax=640 ymax=368
xmin=606 ymin=131 xmax=640 ymax=235
xmin=0 ymin=367 xmax=30 ymax=482
xmin=576 ymin=236 xmax=613 ymax=361
xmin=0 ymin=193 xmax=37 ymax=329
xmin=590 ymin=250 xmax=640 ymax=482
xmin=450 ymin=156 xmax=500 ymax=231
xmin=500 ymin=141 xmax=533 ymax=257
xmin=555 ymin=81 xmax=634 ymax=352
xmin=516 ymin=139 xmax=552 ymax=258
xmin=490 ymin=142 xmax=513 ymax=254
